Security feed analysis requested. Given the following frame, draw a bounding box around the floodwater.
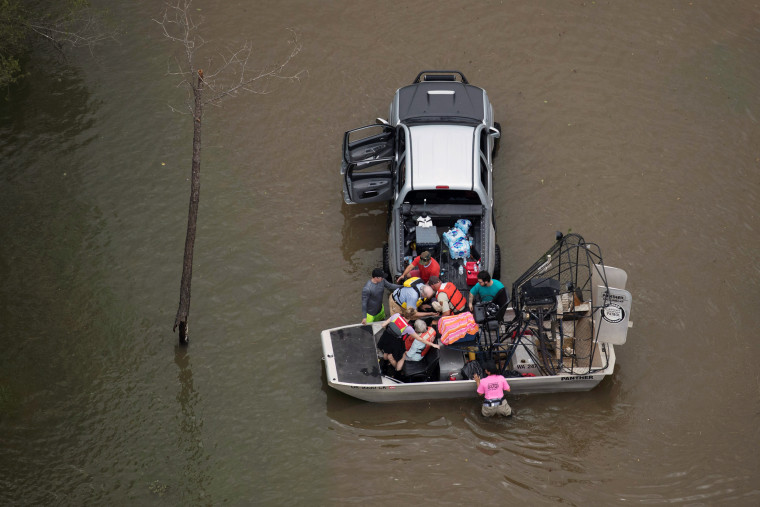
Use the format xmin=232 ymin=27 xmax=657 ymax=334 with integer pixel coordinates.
xmin=1 ymin=0 xmax=759 ymax=504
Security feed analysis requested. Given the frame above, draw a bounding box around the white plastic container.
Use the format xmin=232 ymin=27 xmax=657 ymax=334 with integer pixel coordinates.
xmin=509 ymin=339 xmax=542 ymax=376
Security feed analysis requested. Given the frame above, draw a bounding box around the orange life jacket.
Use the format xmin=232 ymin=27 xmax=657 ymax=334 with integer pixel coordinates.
xmin=404 ymin=328 xmax=437 ymax=357
xmin=437 ymin=282 xmax=466 ymax=312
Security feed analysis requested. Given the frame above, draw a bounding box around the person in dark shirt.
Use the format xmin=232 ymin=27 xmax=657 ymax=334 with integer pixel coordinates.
xmin=361 ymin=268 xmax=401 ymax=325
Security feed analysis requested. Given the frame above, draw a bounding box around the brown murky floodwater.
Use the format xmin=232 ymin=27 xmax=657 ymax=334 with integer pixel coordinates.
xmin=1 ymin=0 xmax=759 ymax=504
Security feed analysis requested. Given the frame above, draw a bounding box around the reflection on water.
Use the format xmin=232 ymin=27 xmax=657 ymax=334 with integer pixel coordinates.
xmin=338 ymin=200 xmax=387 ymax=271
xmin=0 ymin=56 xmax=106 ymax=425
xmin=172 ymin=346 xmax=210 ymax=503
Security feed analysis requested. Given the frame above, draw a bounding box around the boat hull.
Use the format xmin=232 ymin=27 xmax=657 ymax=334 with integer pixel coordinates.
xmin=321 ymin=323 xmax=615 ymax=403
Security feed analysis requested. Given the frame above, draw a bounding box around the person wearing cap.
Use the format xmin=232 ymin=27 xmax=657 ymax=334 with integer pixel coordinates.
xmin=361 ymin=268 xmax=402 ymax=325
xmin=396 ymin=250 xmax=440 ymax=284
xmin=428 ymin=275 xmax=466 ymax=316
xmin=473 ymin=361 xmax=512 ymax=417
xmin=468 ymin=270 xmax=506 ymax=312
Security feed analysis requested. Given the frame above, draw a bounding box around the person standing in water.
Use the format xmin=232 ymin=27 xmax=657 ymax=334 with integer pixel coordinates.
xmin=473 ymin=361 xmax=512 ymax=417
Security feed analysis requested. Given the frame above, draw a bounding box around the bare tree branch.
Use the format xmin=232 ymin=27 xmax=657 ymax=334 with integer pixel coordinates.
xmin=25 ymin=4 xmax=121 ymax=56
xmin=156 ymin=0 xmax=305 ymax=344
xmin=154 ymin=0 xmax=305 ymax=111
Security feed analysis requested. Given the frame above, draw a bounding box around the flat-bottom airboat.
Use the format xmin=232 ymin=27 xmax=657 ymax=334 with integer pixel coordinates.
xmin=321 ymin=234 xmax=632 ymax=402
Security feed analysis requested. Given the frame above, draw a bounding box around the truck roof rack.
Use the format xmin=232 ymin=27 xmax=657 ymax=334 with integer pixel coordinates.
xmin=413 ymin=70 xmax=469 ymax=84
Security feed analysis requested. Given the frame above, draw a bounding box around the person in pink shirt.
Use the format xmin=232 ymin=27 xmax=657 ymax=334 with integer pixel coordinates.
xmin=473 ymin=361 xmax=512 ymax=417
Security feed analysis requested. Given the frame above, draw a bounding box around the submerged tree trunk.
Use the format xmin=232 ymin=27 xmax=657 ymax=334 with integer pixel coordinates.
xmin=158 ymin=0 xmax=302 ymax=346
xmin=173 ymin=69 xmax=204 ymax=345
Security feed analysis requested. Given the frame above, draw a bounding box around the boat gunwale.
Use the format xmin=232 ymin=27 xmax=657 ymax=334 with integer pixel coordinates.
xmin=321 ymin=323 xmax=616 ymax=402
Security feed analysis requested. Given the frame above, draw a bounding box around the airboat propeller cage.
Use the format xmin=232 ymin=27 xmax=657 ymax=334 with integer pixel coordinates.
xmin=511 ymin=233 xmax=632 ymax=347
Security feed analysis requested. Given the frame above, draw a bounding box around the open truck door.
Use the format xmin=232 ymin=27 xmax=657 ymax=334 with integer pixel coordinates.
xmin=341 ymin=124 xmax=395 ymax=204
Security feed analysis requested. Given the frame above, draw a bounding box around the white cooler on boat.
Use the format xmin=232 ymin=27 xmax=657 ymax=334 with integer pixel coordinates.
xmin=509 ymin=341 xmax=541 ymax=376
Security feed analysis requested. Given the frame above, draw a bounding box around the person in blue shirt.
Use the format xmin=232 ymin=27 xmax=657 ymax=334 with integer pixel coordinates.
xmin=468 ymin=270 xmax=505 ymax=312
xmin=389 ymin=283 xmax=437 ymax=320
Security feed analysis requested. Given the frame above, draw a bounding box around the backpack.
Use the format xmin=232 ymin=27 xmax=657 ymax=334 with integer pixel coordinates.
xmin=461 ymin=361 xmax=484 ymax=380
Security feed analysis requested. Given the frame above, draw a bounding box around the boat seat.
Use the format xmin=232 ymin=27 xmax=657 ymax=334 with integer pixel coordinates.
xmin=474 ymin=288 xmax=512 ymax=347
xmin=402 ymin=347 xmax=440 ymax=382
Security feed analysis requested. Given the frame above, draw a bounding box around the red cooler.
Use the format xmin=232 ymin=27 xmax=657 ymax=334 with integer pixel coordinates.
xmin=466 ymin=261 xmax=479 ymax=285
